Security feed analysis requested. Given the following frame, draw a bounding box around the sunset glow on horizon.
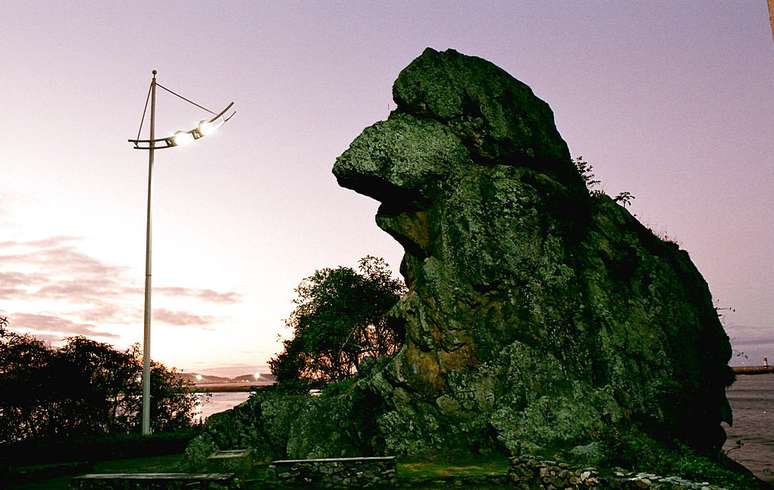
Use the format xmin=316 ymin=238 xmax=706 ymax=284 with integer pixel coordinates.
xmin=1 ymin=1 xmax=772 ymax=373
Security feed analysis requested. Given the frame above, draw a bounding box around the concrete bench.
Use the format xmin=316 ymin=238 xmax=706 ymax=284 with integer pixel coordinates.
xmin=70 ymin=472 xmax=235 ymax=489
xmin=207 ymin=449 xmax=252 ymax=473
xmin=268 ymin=456 xmax=396 ymax=488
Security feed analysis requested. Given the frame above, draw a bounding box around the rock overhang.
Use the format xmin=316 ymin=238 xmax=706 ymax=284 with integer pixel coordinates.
xmin=333 ymin=47 xmax=588 ymax=208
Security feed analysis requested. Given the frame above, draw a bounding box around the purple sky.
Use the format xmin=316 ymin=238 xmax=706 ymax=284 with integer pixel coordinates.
xmin=1 ymin=1 xmax=772 ymax=373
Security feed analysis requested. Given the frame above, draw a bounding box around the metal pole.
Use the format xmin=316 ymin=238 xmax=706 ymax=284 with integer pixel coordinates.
xmin=142 ymin=70 xmax=157 ymax=435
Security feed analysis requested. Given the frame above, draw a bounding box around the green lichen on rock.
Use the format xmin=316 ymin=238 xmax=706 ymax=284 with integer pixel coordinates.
xmin=188 ymin=47 xmax=737 ymax=482
xmin=333 ymin=47 xmax=732 ymax=456
xmin=391 ymin=48 xmax=582 ymax=188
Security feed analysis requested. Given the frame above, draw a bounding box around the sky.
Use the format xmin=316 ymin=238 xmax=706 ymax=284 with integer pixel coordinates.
xmin=1 ymin=1 xmax=772 ymax=374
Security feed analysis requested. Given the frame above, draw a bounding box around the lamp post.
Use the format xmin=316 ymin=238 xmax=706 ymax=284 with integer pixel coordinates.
xmin=129 ymin=70 xmax=235 ymax=435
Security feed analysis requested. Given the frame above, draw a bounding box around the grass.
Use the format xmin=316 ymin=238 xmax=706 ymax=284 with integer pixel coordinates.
xmin=9 ymin=452 xmax=510 ymax=489
xmin=10 ymin=450 xmax=764 ymax=490
xmin=89 ymin=452 xmax=185 ymax=473
xmin=397 ymin=454 xmax=508 ymax=480
xmin=395 ymin=453 xmax=509 ymax=488
xmin=8 ymin=453 xmax=185 ymax=490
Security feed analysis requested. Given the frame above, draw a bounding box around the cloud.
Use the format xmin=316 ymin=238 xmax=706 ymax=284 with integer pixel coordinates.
xmin=0 ymin=246 xmax=123 ymax=277
xmin=31 ymin=333 xmax=66 ymax=346
xmin=153 ymin=308 xmax=215 ymax=326
xmin=0 ymin=235 xmax=240 ymax=341
xmin=731 ymin=336 xmax=774 ymax=347
xmin=35 ymin=278 xmax=126 ymax=301
xmin=0 ymin=271 xmax=49 ymax=286
xmin=79 ymin=303 xmax=139 ymax=324
xmin=0 ymin=248 xmax=240 ymax=306
xmin=724 ymin=324 xmax=774 ymax=365
xmin=9 ymin=312 xmax=119 ymax=338
xmin=725 ymin=324 xmax=774 ymax=345
xmin=39 ymin=247 xmax=124 ymax=276
xmin=154 ymin=287 xmax=241 ymax=304
xmin=0 ymin=286 xmax=29 ymax=299
xmin=0 ymin=236 xmax=79 ymax=249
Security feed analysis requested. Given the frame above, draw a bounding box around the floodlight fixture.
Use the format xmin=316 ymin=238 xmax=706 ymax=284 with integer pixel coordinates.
xmin=129 ymin=101 xmax=235 ymax=150
xmin=198 ymin=117 xmax=224 ymax=137
xmin=172 ymin=130 xmax=195 ymax=147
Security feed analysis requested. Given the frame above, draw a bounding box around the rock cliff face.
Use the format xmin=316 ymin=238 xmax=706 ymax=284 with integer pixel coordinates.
xmin=188 ymin=48 xmax=734 ymax=467
xmin=332 ymin=48 xmax=732 ymax=456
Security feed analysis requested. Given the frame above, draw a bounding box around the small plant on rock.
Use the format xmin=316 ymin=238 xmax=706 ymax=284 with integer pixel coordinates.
xmin=614 ymin=191 xmax=635 ymax=207
xmin=573 ymin=156 xmax=602 ymax=196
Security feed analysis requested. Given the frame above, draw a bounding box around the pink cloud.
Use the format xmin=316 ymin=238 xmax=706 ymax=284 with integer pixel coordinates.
xmin=0 ymin=271 xmax=49 ymax=286
xmin=0 ymin=286 xmax=29 ymax=299
xmin=0 ymin=236 xmax=79 ymax=249
xmin=35 ymin=278 xmax=126 ymax=300
xmin=154 ymin=287 xmax=241 ymax=304
xmin=0 ymin=246 xmax=123 ymax=276
xmin=39 ymin=247 xmax=125 ymax=276
xmin=31 ymin=333 xmax=66 ymax=346
xmin=1 ymin=236 xmax=240 ymax=335
xmin=153 ymin=308 xmax=215 ymax=326
xmin=9 ymin=312 xmax=119 ymax=338
xmin=79 ymin=303 xmax=139 ymax=324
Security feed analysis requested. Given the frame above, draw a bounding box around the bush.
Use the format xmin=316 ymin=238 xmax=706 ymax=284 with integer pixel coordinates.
xmin=0 ymin=429 xmax=201 ymax=466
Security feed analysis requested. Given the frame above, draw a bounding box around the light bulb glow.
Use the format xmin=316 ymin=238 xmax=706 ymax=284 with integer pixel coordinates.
xmin=172 ymin=130 xmax=195 ymax=146
xmin=198 ymin=117 xmax=224 ymax=137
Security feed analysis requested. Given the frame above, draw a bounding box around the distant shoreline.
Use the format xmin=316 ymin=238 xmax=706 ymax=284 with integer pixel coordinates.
xmin=192 ymin=382 xmax=274 ymax=393
xmin=732 ymin=366 xmax=774 ymax=375
xmin=187 ymin=368 xmax=774 ymax=391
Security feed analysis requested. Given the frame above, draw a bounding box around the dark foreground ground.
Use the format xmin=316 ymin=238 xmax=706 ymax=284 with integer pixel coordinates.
xmin=8 ymin=453 xmax=510 ymax=489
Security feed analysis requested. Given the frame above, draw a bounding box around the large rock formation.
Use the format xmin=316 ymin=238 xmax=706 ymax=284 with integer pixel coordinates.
xmin=188 ymin=48 xmax=733 ymax=469
xmin=332 ymin=47 xmax=732 ymax=456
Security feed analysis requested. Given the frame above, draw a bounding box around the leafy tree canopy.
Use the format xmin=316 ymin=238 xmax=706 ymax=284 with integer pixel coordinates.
xmin=0 ymin=316 xmax=198 ymax=443
xmin=269 ymin=256 xmax=406 ymax=386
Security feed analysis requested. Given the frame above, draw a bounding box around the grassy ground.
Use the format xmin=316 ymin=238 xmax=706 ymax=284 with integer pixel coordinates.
xmin=8 ymin=452 xmax=510 ymax=489
xmin=395 ymin=454 xmax=509 ymax=489
xmin=8 ymin=453 xmax=185 ymax=489
xmin=397 ymin=453 xmax=508 ymax=479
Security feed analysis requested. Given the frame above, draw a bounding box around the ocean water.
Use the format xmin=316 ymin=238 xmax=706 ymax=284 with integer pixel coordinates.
xmin=194 ymin=375 xmax=774 ymax=483
xmin=195 ymin=392 xmax=252 ymax=421
xmin=724 ymin=373 xmax=774 ymax=483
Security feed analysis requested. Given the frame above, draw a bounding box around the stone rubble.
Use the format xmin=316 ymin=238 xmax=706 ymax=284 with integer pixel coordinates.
xmin=266 ymin=456 xmax=396 ymax=488
xmin=508 ymin=457 xmax=725 ymax=489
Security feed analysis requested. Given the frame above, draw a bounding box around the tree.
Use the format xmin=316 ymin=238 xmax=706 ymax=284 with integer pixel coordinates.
xmin=0 ymin=316 xmax=198 ymax=443
xmin=0 ymin=317 xmax=54 ymax=442
xmin=270 ymin=256 xmax=406 ymax=385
